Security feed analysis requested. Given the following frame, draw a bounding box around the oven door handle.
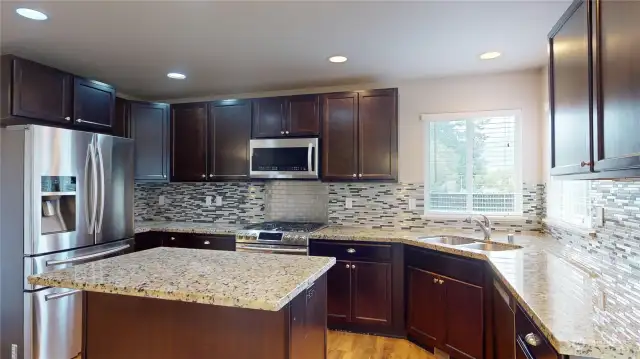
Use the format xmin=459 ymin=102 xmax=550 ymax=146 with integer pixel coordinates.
xmin=308 ymin=143 xmax=314 ymax=174
xmin=46 ymin=244 xmax=131 ymax=266
xmin=237 ymin=244 xmax=308 ymax=254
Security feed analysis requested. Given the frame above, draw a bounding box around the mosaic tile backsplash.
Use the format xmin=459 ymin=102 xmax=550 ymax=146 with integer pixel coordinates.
xmin=135 ymin=181 xmax=544 ymax=231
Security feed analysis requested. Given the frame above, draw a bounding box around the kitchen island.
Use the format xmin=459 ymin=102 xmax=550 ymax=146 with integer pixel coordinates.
xmin=28 ymin=247 xmax=335 ymax=359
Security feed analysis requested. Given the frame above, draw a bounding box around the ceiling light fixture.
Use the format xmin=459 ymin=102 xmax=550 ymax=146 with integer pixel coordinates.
xmin=167 ymin=72 xmax=186 ymax=80
xmin=479 ymin=52 xmax=501 ymax=60
xmin=328 ymin=55 xmax=348 ymax=63
xmin=16 ymin=8 xmax=48 ymax=20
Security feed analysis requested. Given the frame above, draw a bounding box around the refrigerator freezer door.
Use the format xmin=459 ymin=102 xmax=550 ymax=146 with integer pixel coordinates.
xmin=94 ymin=134 xmax=134 ymax=244
xmin=27 ymin=126 xmax=96 ymax=255
xmin=24 ymin=287 xmax=82 ymax=359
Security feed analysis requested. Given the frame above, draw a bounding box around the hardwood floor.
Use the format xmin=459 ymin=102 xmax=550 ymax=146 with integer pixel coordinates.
xmin=327 ymin=330 xmax=436 ymax=359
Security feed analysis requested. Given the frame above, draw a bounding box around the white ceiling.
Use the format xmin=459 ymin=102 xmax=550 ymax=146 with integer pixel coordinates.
xmin=1 ymin=1 xmax=569 ymax=100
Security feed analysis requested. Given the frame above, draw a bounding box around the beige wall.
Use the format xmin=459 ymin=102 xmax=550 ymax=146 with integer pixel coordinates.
xmin=162 ymin=69 xmax=546 ymax=184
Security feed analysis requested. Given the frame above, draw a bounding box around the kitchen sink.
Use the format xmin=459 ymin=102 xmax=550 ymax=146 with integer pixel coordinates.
xmin=418 ymin=236 xmax=478 ymax=246
xmin=460 ymin=242 xmax=522 ymax=251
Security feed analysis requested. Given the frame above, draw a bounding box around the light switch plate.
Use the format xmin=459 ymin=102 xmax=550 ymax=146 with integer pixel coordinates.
xmin=206 ymin=196 xmax=212 ymax=206
xmin=215 ymin=196 xmax=223 ymax=206
xmin=409 ymin=198 xmax=417 ymax=210
xmin=595 ymin=206 xmax=604 ymax=227
xmin=158 ymin=195 xmax=165 ymax=205
xmin=346 ymin=198 xmax=353 ymax=209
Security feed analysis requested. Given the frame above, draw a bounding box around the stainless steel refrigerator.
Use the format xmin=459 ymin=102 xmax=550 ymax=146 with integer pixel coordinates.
xmin=0 ymin=125 xmax=135 ymax=359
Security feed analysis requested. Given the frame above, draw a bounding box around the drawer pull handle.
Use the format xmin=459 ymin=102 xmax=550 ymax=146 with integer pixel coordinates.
xmin=347 ymin=248 xmax=356 ymax=254
xmin=170 ymin=237 xmax=176 ymax=241
xmin=345 ymin=264 xmax=351 ymax=269
xmin=204 ymin=241 xmax=210 ymax=245
xmin=524 ymin=333 xmax=542 ymax=347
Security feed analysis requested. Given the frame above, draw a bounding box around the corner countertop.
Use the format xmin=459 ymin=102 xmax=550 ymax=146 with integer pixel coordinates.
xmin=135 ymin=221 xmax=244 ymax=235
xmin=27 ymin=247 xmax=335 ymax=311
xmin=311 ymin=226 xmax=640 ymax=359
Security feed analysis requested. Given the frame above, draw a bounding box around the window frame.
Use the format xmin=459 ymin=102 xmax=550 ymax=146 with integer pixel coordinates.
xmin=421 ymin=109 xmax=523 ymax=218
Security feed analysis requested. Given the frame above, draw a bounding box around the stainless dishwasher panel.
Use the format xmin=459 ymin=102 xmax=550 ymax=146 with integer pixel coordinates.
xmin=24 ymin=287 xmax=83 ymax=359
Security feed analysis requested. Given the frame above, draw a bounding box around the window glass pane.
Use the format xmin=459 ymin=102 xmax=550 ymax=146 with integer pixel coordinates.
xmin=428 ymin=120 xmax=467 ymax=212
xmin=547 ymin=177 xmax=591 ymax=227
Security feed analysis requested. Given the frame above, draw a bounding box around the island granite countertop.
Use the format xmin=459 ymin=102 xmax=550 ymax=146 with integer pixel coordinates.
xmin=28 ymin=247 xmax=335 ymax=311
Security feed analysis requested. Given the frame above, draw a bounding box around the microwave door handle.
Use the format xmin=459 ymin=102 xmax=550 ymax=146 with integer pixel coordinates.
xmin=308 ymin=143 xmax=313 ymax=174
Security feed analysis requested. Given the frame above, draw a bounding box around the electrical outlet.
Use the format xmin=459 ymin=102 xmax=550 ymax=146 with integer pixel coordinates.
xmin=596 ymin=290 xmax=607 ymax=311
xmin=345 ymin=198 xmax=353 ymax=209
xmin=215 ymin=196 xmax=223 ymax=206
xmin=158 ymin=195 xmax=165 ymax=205
xmin=11 ymin=344 xmax=17 ymax=359
xmin=408 ymin=198 xmax=417 ymax=210
xmin=206 ymin=196 xmax=212 ymax=206
xmin=595 ymin=206 xmax=604 ymax=227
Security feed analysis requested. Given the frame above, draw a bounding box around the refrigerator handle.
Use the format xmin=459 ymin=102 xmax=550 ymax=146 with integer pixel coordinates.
xmin=83 ymin=144 xmax=92 ymax=232
xmin=88 ymin=142 xmax=98 ymax=234
xmin=95 ymin=141 xmax=105 ymax=233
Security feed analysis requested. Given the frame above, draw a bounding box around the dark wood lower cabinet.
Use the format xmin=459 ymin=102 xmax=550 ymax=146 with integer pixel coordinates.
xmin=351 ymin=261 xmax=391 ymax=325
xmin=135 ymin=232 xmax=235 ymax=251
xmin=327 ymin=260 xmax=351 ymax=323
xmin=493 ymin=279 xmax=516 ymax=359
xmin=407 ymin=267 xmax=445 ymax=347
xmin=289 ymin=278 xmax=327 ymax=359
xmin=444 ymin=276 xmax=484 ymax=359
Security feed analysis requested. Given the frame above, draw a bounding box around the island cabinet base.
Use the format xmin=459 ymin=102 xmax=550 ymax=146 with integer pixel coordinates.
xmin=84 ymin=274 xmax=327 ymax=359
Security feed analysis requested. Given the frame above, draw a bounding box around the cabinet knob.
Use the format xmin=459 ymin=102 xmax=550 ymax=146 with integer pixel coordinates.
xmin=201 ymin=174 xmax=206 ymax=178
xmin=358 ymin=174 xmax=362 ymax=178
xmin=580 ymin=161 xmax=592 ymax=168
xmin=438 ymin=279 xmax=444 ymax=285
xmin=524 ymin=333 xmax=542 ymax=347
xmin=352 ymin=174 xmax=356 ymax=178
xmin=64 ymin=117 xmax=71 ymax=121
xmin=433 ymin=278 xmax=438 ymax=284
xmin=209 ymin=174 xmax=214 ymax=178
xmin=77 ymin=119 xmax=83 ymax=123
xmin=285 ymin=131 xmax=289 ymax=134
xmin=204 ymin=241 xmax=210 ymax=245
xmin=170 ymin=237 xmax=175 ymax=241
xmin=351 ymin=264 xmax=356 ymax=269
xmin=163 ymin=175 xmax=166 ymax=178
xmin=346 ymin=248 xmax=356 ymax=254
xmin=345 ymin=264 xmax=350 ymax=269
xmin=281 ymin=131 xmax=285 ymax=135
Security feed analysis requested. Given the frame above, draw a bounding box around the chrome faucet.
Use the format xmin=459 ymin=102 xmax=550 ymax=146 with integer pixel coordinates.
xmin=466 ymin=214 xmax=492 ymax=241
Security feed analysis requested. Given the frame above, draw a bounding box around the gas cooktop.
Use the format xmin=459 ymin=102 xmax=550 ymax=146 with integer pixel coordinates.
xmin=235 ymin=221 xmax=327 ymax=246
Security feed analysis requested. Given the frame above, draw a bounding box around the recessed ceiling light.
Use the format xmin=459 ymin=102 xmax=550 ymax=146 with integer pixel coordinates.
xmin=328 ymin=56 xmax=348 ymax=63
xmin=479 ymin=52 xmax=501 ymax=60
xmin=167 ymin=72 xmax=186 ymax=80
xmin=16 ymin=8 xmax=48 ymax=20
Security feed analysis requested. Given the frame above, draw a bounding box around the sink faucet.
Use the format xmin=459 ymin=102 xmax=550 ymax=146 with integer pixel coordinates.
xmin=465 ymin=215 xmax=492 ymax=241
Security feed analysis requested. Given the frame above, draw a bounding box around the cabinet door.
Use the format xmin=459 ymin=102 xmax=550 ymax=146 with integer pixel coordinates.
xmin=493 ymin=279 xmax=516 ymax=359
xmin=593 ymin=0 xmax=640 ymax=173
xmin=549 ymin=0 xmax=593 ymax=175
xmin=287 ymin=95 xmax=320 ymax=136
xmin=321 ymin=92 xmax=358 ymax=180
xmin=358 ymin=89 xmax=398 ymax=181
xmin=181 ymin=235 xmax=236 ymax=251
xmin=73 ymin=77 xmax=116 ymax=130
xmin=114 ymin=97 xmax=131 ymax=138
xmin=131 ymin=102 xmax=169 ymax=182
xmin=134 ymin=232 xmax=165 ymax=252
xmin=351 ymin=261 xmax=392 ymax=326
xmin=327 ymin=260 xmax=352 ymax=324
xmin=10 ymin=57 xmax=73 ymax=123
xmin=208 ymin=100 xmax=251 ymax=180
xmin=171 ymin=103 xmax=208 ymax=181
xmin=252 ymin=97 xmax=285 ymax=138
xmin=407 ymin=267 xmax=445 ymax=348
xmin=444 ymin=276 xmax=484 ymax=359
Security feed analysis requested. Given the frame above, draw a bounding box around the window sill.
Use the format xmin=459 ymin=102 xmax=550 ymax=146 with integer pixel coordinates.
xmin=422 ymin=213 xmax=527 ymax=223
xmin=543 ymin=218 xmax=596 ymax=236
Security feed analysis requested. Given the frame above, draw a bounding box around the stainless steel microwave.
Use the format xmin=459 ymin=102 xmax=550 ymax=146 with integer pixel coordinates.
xmin=249 ymin=138 xmax=319 ymax=179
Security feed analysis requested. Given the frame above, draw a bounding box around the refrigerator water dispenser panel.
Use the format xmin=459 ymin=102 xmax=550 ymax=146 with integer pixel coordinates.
xmin=41 ymin=176 xmax=76 ymax=235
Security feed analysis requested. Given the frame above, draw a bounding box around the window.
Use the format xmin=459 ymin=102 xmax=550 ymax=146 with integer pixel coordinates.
xmin=422 ymin=110 xmax=522 ymax=216
xmin=546 ymin=177 xmax=591 ymax=228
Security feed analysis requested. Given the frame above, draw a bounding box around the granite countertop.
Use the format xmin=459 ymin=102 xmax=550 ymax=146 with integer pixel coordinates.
xmin=312 ymin=226 xmax=640 ymax=359
xmin=28 ymin=247 xmax=335 ymax=311
xmin=135 ymin=221 xmax=245 ymax=235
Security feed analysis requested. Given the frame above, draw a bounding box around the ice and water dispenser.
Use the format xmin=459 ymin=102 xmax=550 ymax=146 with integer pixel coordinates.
xmin=41 ymin=176 xmax=76 ymax=234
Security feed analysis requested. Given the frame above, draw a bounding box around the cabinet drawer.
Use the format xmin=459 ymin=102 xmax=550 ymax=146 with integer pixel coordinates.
xmin=405 ymin=246 xmax=483 ymax=286
xmin=309 ymin=240 xmax=392 ymax=262
xmin=515 ymin=305 xmax=559 ymax=359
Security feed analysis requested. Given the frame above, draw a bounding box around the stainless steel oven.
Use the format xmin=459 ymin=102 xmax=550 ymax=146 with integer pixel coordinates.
xmin=249 ymin=137 xmax=319 ymax=179
xmin=236 ymin=243 xmax=308 ymax=256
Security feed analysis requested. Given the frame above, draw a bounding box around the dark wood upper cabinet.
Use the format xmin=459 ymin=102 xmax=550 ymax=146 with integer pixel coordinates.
xmin=131 ymin=101 xmax=169 ymax=182
xmin=351 ymin=261 xmax=392 ymax=326
xmin=326 ymin=260 xmax=352 ymax=324
xmin=208 ymin=100 xmax=252 ymax=180
xmin=171 ymin=103 xmax=208 ymax=182
xmin=252 ymin=97 xmax=286 ymax=138
xmin=358 ymin=89 xmax=398 ymax=180
xmin=407 ymin=267 xmax=445 ymax=349
xmin=322 ymin=89 xmax=398 ymax=182
xmin=286 ymin=95 xmax=320 ymax=136
xmin=1 ymin=55 xmax=73 ymax=124
xmin=73 ymin=77 xmax=116 ymax=130
xmin=549 ymin=0 xmax=593 ymax=176
xmin=443 ymin=276 xmax=484 ymax=359
xmin=114 ymin=97 xmax=131 ymax=138
xmin=592 ymin=0 xmax=640 ymax=173
xmin=322 ymin=92 xmax=358 ymax=180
